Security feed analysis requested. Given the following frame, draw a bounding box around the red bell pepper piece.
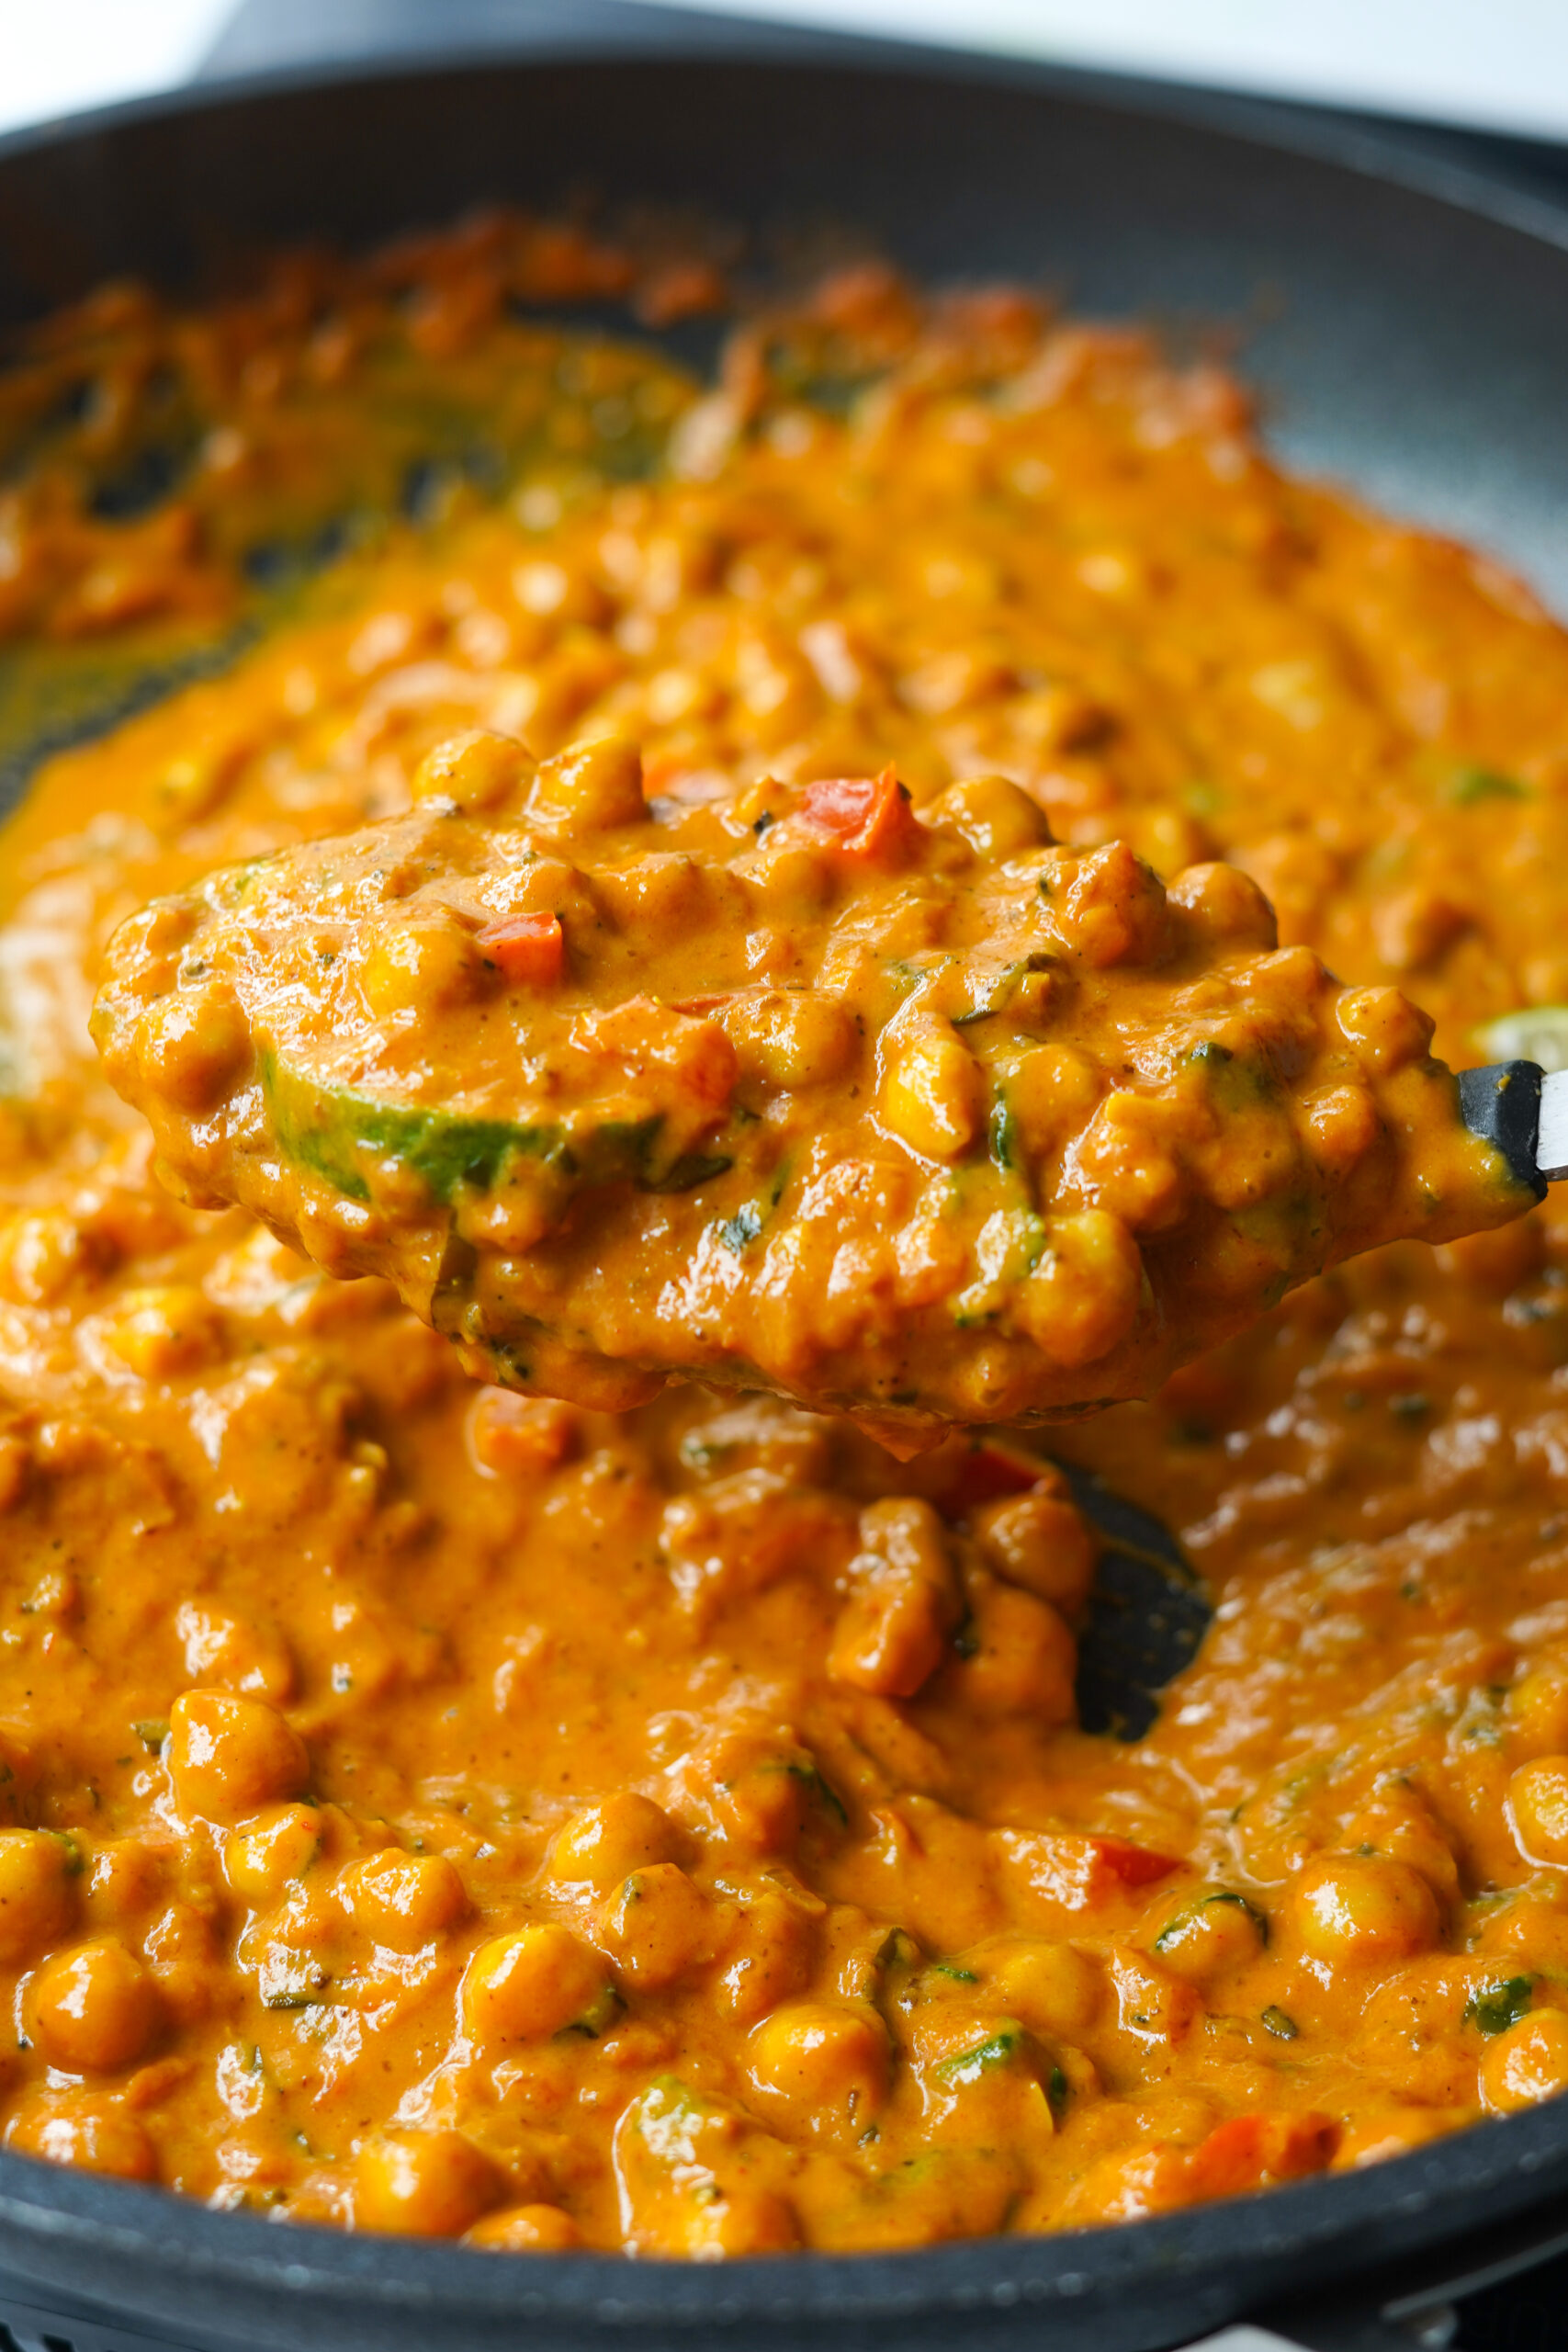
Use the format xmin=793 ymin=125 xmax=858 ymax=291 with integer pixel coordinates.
xmin=476 ymin=910 xmax=565 ymax=986
xmin=801 ymin=765 xmax=913 ymax=857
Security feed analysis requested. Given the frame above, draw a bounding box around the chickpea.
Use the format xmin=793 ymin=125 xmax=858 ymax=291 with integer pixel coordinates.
xmin=1508 ymin=1758 xmax=1568 ymax=1864
xmin=358 ymin=919 xmax=480 ymax=1018
xmin=720 ymin=989 xmax=860 ymax=1090
xmin=462 ymin=1923 xmax=608 ymax=2045
xmin=1167 ymin=861 xmax=1277 ymax=951
xmin=527 ymin=736 xmax=647 ymax=831
xmin=972 ymin=1486 xmax=1096 ymax=1611
xmin=1290 ymin=1855 xmax=1439 ymax=1965
xmin=166 ymin=1689 xmax=310 ymax=1826
xmin=985 ymin=1939 xmax=1103 ymax=2039
xmin=1014 ymin=1210 xmax=1143 ymax=1369
xmin=928 ymin=775 xmax=1051 ymax=858
xmin=1004 ymin=1043 xmax=1103 ymax=1159
xmin=339 ymin=1849 xmax=467 ymax=1952
xmin=224 ymin=1804 xmax=321 ymax=1906
xmin=30 ymin=1937 xmax=160 ymax=2072
xmin=1481 ymin=2010 xmax=1568 ymax=2113
xmin=599 ymin=1863 xmax=716 ymax=1991
xmin=881 ymin=1023 xmax=983 ymax=1161
xmin=97 ymin=1285 xmax=223 ymax=1380
xmin=953 ymin=1574 xmax=1077 ymax=1721
xmin=175 ymin=1602 xmax=295 ymax=1702
xmin=1335 ymin=985 xmax=1434 ymax=1076
xmin=1151 ymin=1892 xmax=1268 ymax=1982
xmin=134 ymin=989 xmax=250 ymax=1114
xmin=411 ymin=729 xmax=531 ymax=813
xmin=354 ymin=2129 xmax=501 ymax=2237
xmin=6 ymin=2101 xmax=157 ymax=2180
xmin=0 ymin=1209 xmax=94 ymax=1306
xmin=829 ymin=1497 xmax=962 ymax=1700
xmin=1509 ymin=1663 xmax=1568 ymax=1759
xmin=550 ymin=1793 xmax=683 ymax=1890
xmin=467 ymin=2202 xmax=581 ymax=2251
xmin=0 ymin=1831 xmax=76 ymax=1962
xmin=1052 ymin=840 xmax=1168 ymax=967
xmin=747 ymin=2001 xmax=888 ymax=2138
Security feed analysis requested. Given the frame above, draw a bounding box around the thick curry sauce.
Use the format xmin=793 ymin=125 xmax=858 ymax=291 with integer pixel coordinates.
xmin=0 ymin=235 xmax=1564 ymax=2252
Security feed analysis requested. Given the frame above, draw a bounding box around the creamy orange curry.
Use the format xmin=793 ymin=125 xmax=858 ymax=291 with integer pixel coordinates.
xmin=0 ymin=224 xmax=1566 ymax=2254
xmin=91 ymin=732 xmax=1519 ymax=1445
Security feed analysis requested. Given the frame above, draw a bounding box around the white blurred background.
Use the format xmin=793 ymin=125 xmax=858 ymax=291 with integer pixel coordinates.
xmin=1 ymin=0 xmax=1567 ymax=143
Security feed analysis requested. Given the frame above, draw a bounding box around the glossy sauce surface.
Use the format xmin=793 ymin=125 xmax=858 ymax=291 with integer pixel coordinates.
xmin=0 ymin=240 xmax=1563 ymax=2251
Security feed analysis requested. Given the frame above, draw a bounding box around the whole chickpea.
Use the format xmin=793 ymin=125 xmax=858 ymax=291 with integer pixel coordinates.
xmin=339 ymin=1850 xmax=468 ymax=1953
xmin=1151 ymin=1892 xmax=1269 ymax=1983
xmin=166 ymin=1689 xmax=310 ymax=1826
xmin=223 ymin=1804 xmax=321 ymax=1907
xmin=1507 ymin=1758 xmax=1568 ymax=1864
xmin=0 ymin=1831 xmax=77 ymax=1962
xmin=354 ymin=2129 xmax=501 ymax=2237
xmin=466 ymin=2202 xmax=581 ymax=2251
xmin=747 ymin=2001 xmax=888 ymax=2140
xmin=6 ymin=2101 xmax=157 ymax=2180
xmin=1290 ymin=1855 xmax=1439 ymax=1966
xmin=1480 ymin=2010 xmax=1568 ymax=2113
xmin=971 ymin=1484 xmax=1096 ymax=1611
xmin=30 ymin=1936 xmax=160 ymax=2072
xmin=462 ymin=1923 xmax=608 ymax=2046
xmin=549 ymin=1793 xmax=683 ymax=1890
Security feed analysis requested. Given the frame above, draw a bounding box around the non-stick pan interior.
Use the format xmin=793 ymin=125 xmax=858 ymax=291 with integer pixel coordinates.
xmin=1 ymin=49 xmax=1568 ymax=2352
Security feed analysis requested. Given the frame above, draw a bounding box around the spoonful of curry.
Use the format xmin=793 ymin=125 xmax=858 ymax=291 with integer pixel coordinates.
xmin=89 ymin=730 xmax=1558 ymax=1453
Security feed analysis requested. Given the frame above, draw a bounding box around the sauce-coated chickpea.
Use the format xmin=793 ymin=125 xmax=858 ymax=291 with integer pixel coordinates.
xmin=354 ymin=2129 xmax=501 ymax=2237
xmin=598 ymin=1863 xmax=714 ymax=1990
xmin=166 ymin=1689 xmax=310 ymax=1825
xmin=30 ymin=1936 xmax=160 ymax=2072
xmin=881 ymin=1024 xmax=983 ymax=1162
xmin=971 ymin=1486 xmax=1096 ymax=1611
xmin=953 ymin=1575 xmax=1077 ymax=1720
xmin=466 ymin=2202 xmax=581 ymax=2251
xmin=223 ymin=1804 xmax=321 ymax=1906
xmin=1480 ymin=2010 xmax=1568 ymax=2113
xmin=1151 ymin=1893 xmax=1268 ymax=1983
xmin=549 ymin=1792 xmax=682 ymax=1890
xmin=6 ymin=2101 xmax=157 ymax=2180
xmin=747 ymin=2001 xmax=888 ymax=2138
xmin=1290 ymin=1855 xmax=1439 ymax=1966
xmin=985 ymin=1939 xmax=1103 ymax=2039
xmin=462 ymin=1923 xmax=607 ymax=2045
xmin=1507 ymin=1757 xmax=1568 ymax=1864
xmin=0 ymin=1831 xmax=76 ymax=1962
xmin=339 ymin=1849 xmax=467 ymax=1952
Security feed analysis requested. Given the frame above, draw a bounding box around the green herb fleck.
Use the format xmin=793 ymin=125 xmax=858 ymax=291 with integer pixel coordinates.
xmin=1261 ymin=2006 xmax=1298 ymax=2041
xmin=1466 ymin=1975 xmax=1535 ymax=2036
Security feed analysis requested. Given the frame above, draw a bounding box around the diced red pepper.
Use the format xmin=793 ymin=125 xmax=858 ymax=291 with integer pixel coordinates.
xmin=1185 ymin=2112 xmax=1339 ymax=2202
xmin=942 ymin=1441 xmax=1048 ymax=1519
xmin=476 ymin=910 xmax=565 ymax=986
xmin=998 ymin=1826 xmax=1183 ymax=1912
xmin=801 ymin=765 xmax=913 ymax=858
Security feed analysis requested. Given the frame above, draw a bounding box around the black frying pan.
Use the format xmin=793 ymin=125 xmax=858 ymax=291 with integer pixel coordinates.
xmin=2 ymin=40 xmax=1568 ymax=2352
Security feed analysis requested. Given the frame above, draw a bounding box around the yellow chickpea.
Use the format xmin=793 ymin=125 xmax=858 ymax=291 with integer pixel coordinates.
xmin=6 ymin=2101 xmax=157 ymax=2181
xmin=134 ymin=989 xmax=251 ymax=1114
xmin=598 ymin=1863 xmax=715 ymax=1991
xmin=467 ymin=1388 xmax=580 ymax=1480
xmin=985 ymin=1939 xmax=1103 ymax=2040
xmin=462 ymin=1922 xmax=608 ymax=2045
xmin=466 ymin=2202 xmax=582 ymax=2251
xmin=1015 ymin=1210 xmax=1143 ymax=1369
xmin=1290 ymin=1855 xmax=1439 ymax=1965
xmin=165 ymin=1689 xmax=310 ymax=1826
xmin=30 ymin=1936 xmax=160 ymax=2073
xmin=1508 ymin=1757 xmax=1568 ymax=1863
xmin=928 ymin=775 xmax=1051 ymax=858
xmin=747 ymin=2001 xmax=888 ymax=2138
xmin=1151 ymin=1892 xmax=1269 ymax=1982
xmin=354 ymin=2129 xmax=501 ymax=2237
xmin=1507 ymin=1660 xmax=1568 ymax=1758
xmin=0 ymin=1209 xmax=94 ymax=1306
xmin=1335 ymin=984 xmax=1434 ymax=1076
xmin=1004 ymin=1043 xmax=1103 ymax=1160
xmin=411 ymin=729 xmax=531 ymax=813
xmin=339 ymin=1849 xmax=468 ymax=1952
xmin=953 ymin=1574 xmax=1077 ymax=1721
xmin=1167 ymin=860 xmax=1278 ymax=950
xmin=720 ymin=989 xmax=860 ymax=1089
xmin=972 ymin=1487 xmax=1096 ymax=1611
xmin=828 ymin=1497 xmax=962 ymax=1700
xmin=1481 ymin=2010 xmax=1568 ymax=2113
xmin=0 ymin=1831 xmax=76 ymax=1962
xmin=549 ymin=1793 xmax=683 ymax=1890
xmin=97 ymin=1285 xmax=224 ymax=1380
xmin=881 ymin=1023 xmax=983 ymax=1161
xmin=358 ymin=919 xmax=480 ymax=1018
xmin=223 ymin=1804 xmax=321 ymax=1906
xmin=527 ymin=735 xmax=647 ymax=831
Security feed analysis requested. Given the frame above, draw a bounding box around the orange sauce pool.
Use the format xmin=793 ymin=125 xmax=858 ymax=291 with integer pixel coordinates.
xmin=0 ymin=226 xmax=1564 ymax=2251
